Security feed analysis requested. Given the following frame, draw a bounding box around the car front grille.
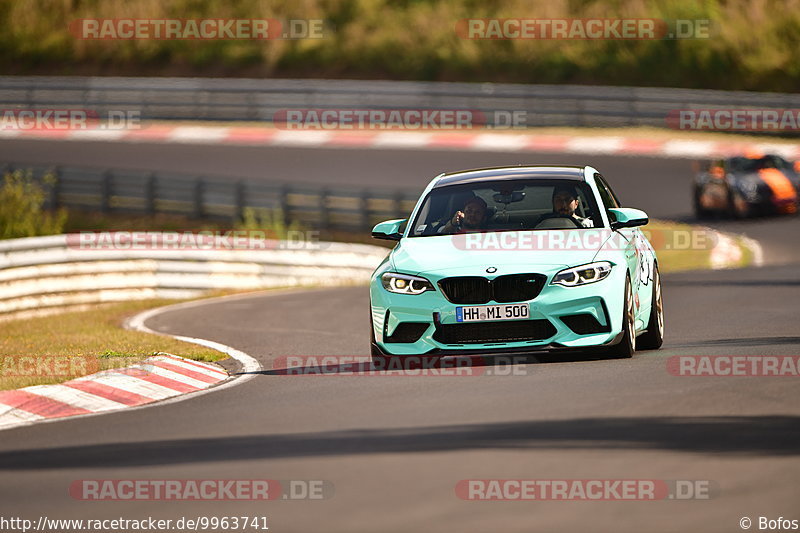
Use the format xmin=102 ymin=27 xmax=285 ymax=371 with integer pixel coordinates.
xmin=438 ymin=277 xmax=491 ymax=304
xmin=438 ymin=274 xmax=546 ymax=304
xmin=433 ymin=319 xmax=556 ymax=345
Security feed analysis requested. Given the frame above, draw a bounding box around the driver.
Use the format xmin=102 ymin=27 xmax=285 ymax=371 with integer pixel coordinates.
xmin=549 ymin=185 xmax=594 ymax=228
xmin=438 ymin=196 xmax=489 ymax=234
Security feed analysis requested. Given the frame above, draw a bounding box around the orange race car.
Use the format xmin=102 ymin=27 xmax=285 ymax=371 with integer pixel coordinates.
xmin=693 ymin=153 xmax=800 ymax=218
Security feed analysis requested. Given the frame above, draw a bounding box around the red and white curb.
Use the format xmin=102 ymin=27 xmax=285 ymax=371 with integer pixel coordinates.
xmin=0 ymin=292 xmax=265 ymax=432
xmin=2 ymin=125 xmax=799 ymax=159
xmin=0 ymin=354 xmax=227 ymax=431
xmin=710 ymin=232 xmax=764 ymax=270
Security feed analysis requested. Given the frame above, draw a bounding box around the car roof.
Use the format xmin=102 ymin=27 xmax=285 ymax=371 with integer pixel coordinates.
xmin=433 ymin=165 xmax=587 ymax=188
xmin=727 ymin=154 xmax=786 ymax=162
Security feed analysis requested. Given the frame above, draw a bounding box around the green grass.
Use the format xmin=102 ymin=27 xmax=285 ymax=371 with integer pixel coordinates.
xmin=2 ymin=0 xmax=799 ymax=92
xmin=0 ymin=299 xmax=226 ymax=391
xmin=646 ymin=219 xmax=753 ymax=272
xmin=0 ymin=170 xmax=67 ymax=239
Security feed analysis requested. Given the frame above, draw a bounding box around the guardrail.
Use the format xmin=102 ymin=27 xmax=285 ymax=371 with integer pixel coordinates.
xmin=0 ymin=234 xmax=388 ymax=315
xmin=2 ymin=162 xmax=421 ymax=231
xmin=2 ymin=76 xmax=800 ymax=129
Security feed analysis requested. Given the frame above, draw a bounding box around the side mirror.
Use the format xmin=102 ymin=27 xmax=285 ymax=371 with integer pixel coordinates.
xmin=608 ymin=208 xmax=648 ymax=230
xmin=371 ymin=219 xmax=406 ymax=241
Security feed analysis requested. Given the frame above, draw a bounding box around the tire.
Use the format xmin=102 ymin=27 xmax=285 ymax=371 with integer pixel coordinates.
xmin=610 ymin=275 xmax=636 ymax=359
xmin=728 ymin=188 xmax=750 ymax=219
xmin=585 ymin=274 xmax=635 ymax=359
xmin=693 ymin=190 xmax=710 ymax=219
xmin=637 ymin=265 xmax=664 ymax=350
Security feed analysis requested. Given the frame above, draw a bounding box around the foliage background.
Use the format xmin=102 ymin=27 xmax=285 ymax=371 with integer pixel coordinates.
xmin=1 ymin=0 xmax=798 ymax=91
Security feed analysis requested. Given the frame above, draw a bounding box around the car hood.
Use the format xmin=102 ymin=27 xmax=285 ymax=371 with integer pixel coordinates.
xmin=391 ymin=230 xmax=613 ymax=276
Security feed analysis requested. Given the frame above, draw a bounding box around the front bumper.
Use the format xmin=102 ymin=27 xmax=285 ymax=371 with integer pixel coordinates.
xmin=741 ymin=189 xmax=799 ymax=215
xmin=370 ymin=267 xmax=626 ymax=356
xmin=771 ymin=197 xmax=799 ymax=214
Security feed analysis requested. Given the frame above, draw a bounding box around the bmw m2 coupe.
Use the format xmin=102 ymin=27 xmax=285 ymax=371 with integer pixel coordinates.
xmin=369 ymin=165 xmax=663 ymax=360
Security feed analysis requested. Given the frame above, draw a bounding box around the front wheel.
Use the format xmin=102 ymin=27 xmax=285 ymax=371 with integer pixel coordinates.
xmin=728 ymin=189 xmax=750 ymax=219
xmin=611 ymin=275 xmax=636 ymax=358
xmin=585 ymin=274 xmax=635 ymax=359
xmin=693 ymin=190 xmax=711 ymax=219
xmin=637 ymin=265 xmax=664 ymax=350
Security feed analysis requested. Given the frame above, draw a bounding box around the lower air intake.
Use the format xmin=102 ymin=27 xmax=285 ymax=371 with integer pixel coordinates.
xmin=560 ymin=313 xmax=610 ymax=335
xmin=385 ymin=322 xmax=429 ymax=343
xmin=433 ymin=319 xmax=556 ymax=344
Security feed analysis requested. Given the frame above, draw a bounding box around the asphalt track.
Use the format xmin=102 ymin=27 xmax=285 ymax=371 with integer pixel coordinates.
xmin=0 ymin=138 xmax=799 ymax=532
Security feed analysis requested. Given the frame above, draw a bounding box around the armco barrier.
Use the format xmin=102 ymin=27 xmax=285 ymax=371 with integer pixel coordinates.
xmin=0 ymin=234 xmax=389 ymax=315
xmin=2 ymin=76 xmax=800 ymax=129
xmin=1 ymin=161 xmax=420 ymax=231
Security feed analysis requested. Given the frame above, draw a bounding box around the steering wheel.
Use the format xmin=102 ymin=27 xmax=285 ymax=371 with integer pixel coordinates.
xmin=533 ymin=213 xmax=583 ymax=229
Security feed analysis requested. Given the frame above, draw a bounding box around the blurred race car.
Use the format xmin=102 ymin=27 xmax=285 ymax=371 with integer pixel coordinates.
xmin=693 ymin=153 xmax=800 ymax=218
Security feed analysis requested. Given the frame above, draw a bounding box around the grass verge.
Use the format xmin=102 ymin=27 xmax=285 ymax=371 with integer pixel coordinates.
xmin=646 ymin=219 xmax=712 ymax=273
xmin=0 ymin=298 xmax=226 ymax=391
xmin=646 ymin=219 xmax=754 ymax=272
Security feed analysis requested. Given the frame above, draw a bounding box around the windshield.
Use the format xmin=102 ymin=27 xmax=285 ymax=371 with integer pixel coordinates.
xmin=409 ymin=179 xmax=603 ymax=237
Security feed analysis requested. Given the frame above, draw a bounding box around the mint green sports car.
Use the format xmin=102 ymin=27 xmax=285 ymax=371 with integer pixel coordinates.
xmin=369 ymin=166 xmax=664 ymax=360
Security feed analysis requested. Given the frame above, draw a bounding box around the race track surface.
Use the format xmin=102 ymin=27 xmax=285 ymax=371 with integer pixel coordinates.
xmin=0 ymin=139 xmax=798 ymax=532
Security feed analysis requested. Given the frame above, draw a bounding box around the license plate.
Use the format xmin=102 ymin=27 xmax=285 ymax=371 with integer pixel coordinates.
xmin=455 ymin=303 xmax=529 ymax=323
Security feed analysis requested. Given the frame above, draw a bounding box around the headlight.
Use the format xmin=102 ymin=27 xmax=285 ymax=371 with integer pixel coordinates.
xmin=551 ymin=262 xmax=613 ymax=287
xmin=381 ymin=272 xmax=435 ymax=295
